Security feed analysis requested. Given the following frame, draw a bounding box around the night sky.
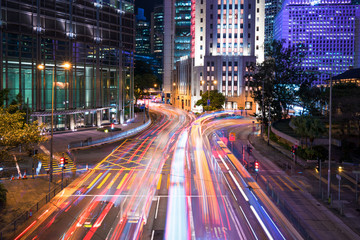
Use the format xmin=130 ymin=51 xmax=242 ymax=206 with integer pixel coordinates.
xmin=135 ymin=0 xmax=162 ymax=20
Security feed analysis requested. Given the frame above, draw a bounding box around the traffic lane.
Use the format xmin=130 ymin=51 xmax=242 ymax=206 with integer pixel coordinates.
xmin=187 ymin=136 xmax=258 ymax=239
xmin=19 ymin=109 xmax=182 ymax=239
xmin=203 ymin=119 xmax=301 ymax=240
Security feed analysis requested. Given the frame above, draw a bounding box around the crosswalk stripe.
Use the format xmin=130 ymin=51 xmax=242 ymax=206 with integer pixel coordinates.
xmin=285 ymin=176 xmax=303 ymax=191
xmin=167 ymin=174 xmax=170 ymax=189
xmin=97 ymin=173 xmax=111 ymax=189
xmin=268 ymin=176 xmax=284 ymax=191
xmin=117 ymin=173 xmax=129 ymax=189
xmin=157 ymin=174 xmax=162 ymax=190
xmin=277 ymin=176 xmax=294 ymax=191
xmin=107 ymin=172 xmax=121 ymax=189
xmin=88 ymin=173 xmax=103 ymax=189
xmin=127 ymin=174 xmax=137 ymax=190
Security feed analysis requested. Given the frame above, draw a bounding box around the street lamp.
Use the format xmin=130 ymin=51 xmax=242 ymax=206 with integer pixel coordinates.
xmin=38 ymin=62 xmax=71 ymax=189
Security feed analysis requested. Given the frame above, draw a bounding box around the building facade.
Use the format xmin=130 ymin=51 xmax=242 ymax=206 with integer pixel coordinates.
xmin=136 ymin=8 xmax=151 ymax=56
xmin=151 ymin=5 xmax=164 ymax=78
xmin=190 ymin=0 xmax=264 ymax=113
xmin=265 ymin=0 xmax=283 ymax=48
xmin=0 ymin=0 xmax=135 ymax=130
xmin=163 ymin=0 xmax=192 ymax=103
xmin=274 ymin=0 xmax=360 ymax=84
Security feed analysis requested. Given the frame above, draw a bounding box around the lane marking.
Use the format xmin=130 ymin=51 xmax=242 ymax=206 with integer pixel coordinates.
xmin=167 ymin=174 xmax=170 ymax=189
xmin=157 ymin=174 xmax=163 ymax=190
xmin=87 ymin=173 xmax=103 ymax=189
xmin=117 ymin=173 xmax=129 ymax=189
xmin=239 ymin=206 xmax=258 ymax=240
xmin=268 ymin=176 xmax=284 ymax=191
xmin=285 ymin=176 xmax=303 ymax=191
xmin=97 ymin=173 xmax=111 ymax=189
xmin=276 ymin=176 xmax=294 ymax=191
xmin=126 ymin=174 xmax=137 ymax=190
xmin=107 ymin=172 xmax=121 ymax=189
xmin=250 ymin=205 xmax=274 ymax=240
xmin=155 ymin=197 xmax=160 ymax=219
xmin=229 ymin=171 xmax=249 ymax=201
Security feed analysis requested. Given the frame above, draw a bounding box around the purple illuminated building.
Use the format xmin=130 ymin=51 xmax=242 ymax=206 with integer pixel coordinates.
xmin=274 ymin=0 xmax=360 ymax=84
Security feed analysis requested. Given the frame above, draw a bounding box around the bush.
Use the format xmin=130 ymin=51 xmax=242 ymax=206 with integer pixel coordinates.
xmin=0 ymin=183 xmax=7 ymax=209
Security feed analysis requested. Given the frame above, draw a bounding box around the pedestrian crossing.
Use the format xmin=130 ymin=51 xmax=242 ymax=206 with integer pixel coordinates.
xmin=85 ymin=171 xmax=172 ymax=191
xmin=42 ymin=153 xmax=76 ymax=173
xmin=261 ymin=175 xmax=307 ymax=192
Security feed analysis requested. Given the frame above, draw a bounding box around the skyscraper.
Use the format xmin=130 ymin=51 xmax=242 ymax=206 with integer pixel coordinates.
xmin=136 ymin=8 xmax=151 ymax=56
xmin=163 ymin=0 xmax=192 ymax=103
xmin=151 ymin=5 xmax=164 ymax=77
xmin=274 ymin=0 xmax=360 ymax=83
xmin=265 ymin=0 xmax=283 ymax=48
xmin=0 ymin=0 xmax=135 ymax=128
xmin=190 ymin=0 xmax=265 ymax=112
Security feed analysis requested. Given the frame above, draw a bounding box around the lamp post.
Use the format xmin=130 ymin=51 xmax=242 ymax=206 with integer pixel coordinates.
xmin=328 ymin=74 xmax=333 ymax=200
xmin=38 ymin=62 xmax=71 ymax=190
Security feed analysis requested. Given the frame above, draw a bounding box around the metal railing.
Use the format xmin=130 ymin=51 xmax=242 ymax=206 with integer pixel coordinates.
xmin=68 ymin=118 xmax=152 ymax=149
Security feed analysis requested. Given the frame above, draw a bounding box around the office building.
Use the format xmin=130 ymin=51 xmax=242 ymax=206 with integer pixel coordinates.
xmin=136 ymin=8 xmax=151 ymax=56
xmin=163 ymin=0 xmax=192 ymax=103
xmin=151 ymin=5 xmax=164 ymax=77
xmin=265 ymin=0 xmax=283 ymax=48
xmin=187 ymin=0 xmax=264 ymax=112
xmin=0 ymin=0 xmax=135 ymax=129
xmin=274 ymin=0 xmax=360 ymax=84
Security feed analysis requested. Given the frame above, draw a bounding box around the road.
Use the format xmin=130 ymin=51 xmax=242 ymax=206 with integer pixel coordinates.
xmin=215 ymin=115 xmax=360 ymax=240
xmin=163 ymin=112 xmax=302 ymax=240
xmin=14 ymin=105 xmax=193 ymax=240
xmin=15 ymin=109 xmax=307 ymax=240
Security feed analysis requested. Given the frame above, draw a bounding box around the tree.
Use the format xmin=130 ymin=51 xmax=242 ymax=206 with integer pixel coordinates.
xmin=296 ymin=82 xmax=324 ymax=116
xmin=0 ymin=105 xmax=47 ymax=162
xmin=0 ymin=183 xmax=7 ymax=209
xmin=195 ymin=90 xmax=226 ymax=111
xmin=134 ymin=60 xmax=160 ymax=103
xmin=251 ymin=40 xmax=312 ymax=123
xmin=291 ymin=115 xmax=325 ymax=148
xmin=330 ymin=83 xmax=360 ymax=137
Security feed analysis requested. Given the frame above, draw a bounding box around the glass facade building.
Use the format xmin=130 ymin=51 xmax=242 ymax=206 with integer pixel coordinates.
xmin=136 ymin=8 xmax=151 ymax=56
xmin=0 ymin=0 xmax=135 ymax=129
xmin=274 ymin=0 xmax=360 ymax=84
xmin=174 ymin=0 xmax=191 ymax=63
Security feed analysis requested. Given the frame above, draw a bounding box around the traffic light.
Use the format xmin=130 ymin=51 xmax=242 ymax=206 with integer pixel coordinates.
xmin=291 ymin=146 xmax=296 ymax=156
xmin=254 ymin=161 xmax=259 ymax=172
xmin=111 ymin=123 xmax=114 ymax=130
xmin=64 ymin=158 xmax=68 ymax=165
xmin=60 ymin=157 xmax=65 ymax=168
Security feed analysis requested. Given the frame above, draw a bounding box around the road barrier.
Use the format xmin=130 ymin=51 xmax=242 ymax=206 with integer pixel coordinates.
xmin=67 ymin=119 xmax=151 ymax=149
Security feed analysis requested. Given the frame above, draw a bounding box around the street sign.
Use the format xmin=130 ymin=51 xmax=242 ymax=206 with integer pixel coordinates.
xmin=336 ymin=174 xmax=341 ymax=180
xmin=207 ymin=99 xmax=210 ymax=106
xmin=229 ymin=132 xmax=236 ymax=142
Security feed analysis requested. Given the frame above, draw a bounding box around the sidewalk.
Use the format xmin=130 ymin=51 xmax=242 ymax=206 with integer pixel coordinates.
xmin=0 ymin=113 xmax=150 ymax=237
xmin=248 ymin=133 xmax=360 ymax=239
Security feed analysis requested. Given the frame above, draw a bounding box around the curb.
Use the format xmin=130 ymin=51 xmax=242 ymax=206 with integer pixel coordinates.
xmin=68 ymin=118 xmax=152 ymax=150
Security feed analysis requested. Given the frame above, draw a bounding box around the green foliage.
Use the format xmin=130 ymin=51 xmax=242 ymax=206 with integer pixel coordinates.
xmin=291 ymin=115 xmax=326 ymax=148
xmin=296 ymin=82 xmax=326 ymax=116
xmin=0 ymin=89 xmax=9 ymax=107
xmin=0 ymin=106 xmax=47 ymax=152
xmin=195 ymin=90 xmax=226 ymax=111
xmin=331 ymin=83 xmax=360 ymax=137
xmin=251 ymin=40 xmax=316 ymax=123
xmin=134 ymin=60 xmax=161 ymax=102
xmin=0 ymin=183 xmax=7 ymax=209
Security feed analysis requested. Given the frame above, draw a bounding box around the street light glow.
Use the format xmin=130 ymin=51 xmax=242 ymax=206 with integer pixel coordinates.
xmin=63 ymin=62 xmax=71 ymax=70
xmin=37 ymin=64 xmax=45 ymax=70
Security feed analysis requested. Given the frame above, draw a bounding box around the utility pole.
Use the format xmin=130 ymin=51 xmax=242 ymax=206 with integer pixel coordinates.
xmin=261 ymin=80 xmax=265 ymax=136
xmin=267 ymin=103 xmax=271 ymax=145
xmin=328 ymin=74 xmax=332 ymax=199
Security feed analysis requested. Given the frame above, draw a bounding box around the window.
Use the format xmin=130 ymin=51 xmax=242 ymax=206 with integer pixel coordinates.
xmin=201 ymin=18 xmax=203 ymax=23
xmin=200 ymin=36 xmax=203 ymax=41
xmin=201 ymin=9 xmax=203 ymax=14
